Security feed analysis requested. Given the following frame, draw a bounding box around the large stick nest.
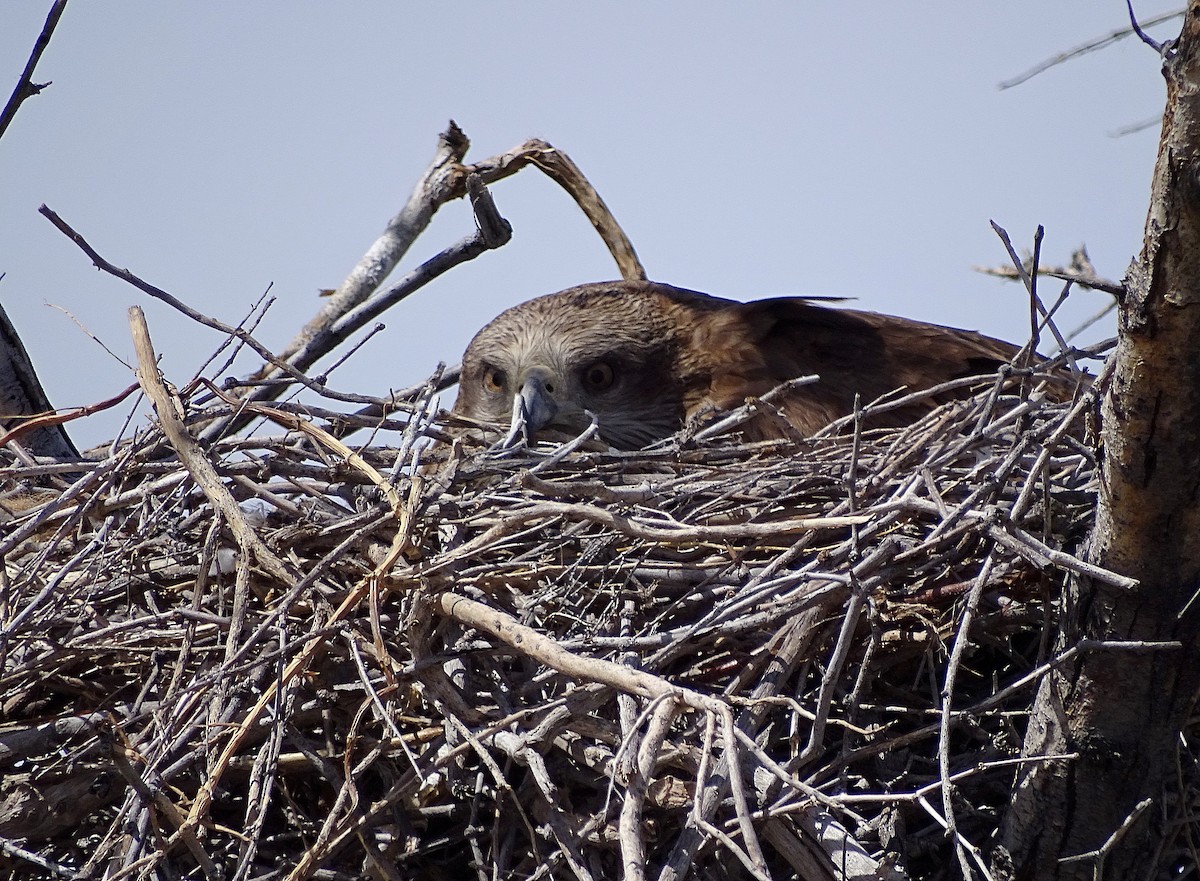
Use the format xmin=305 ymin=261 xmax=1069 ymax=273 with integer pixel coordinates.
xmin=0 ymin=352 xmax=1120 ymax=881
xmin=4 ymin=125 xmax=1172 ymax=880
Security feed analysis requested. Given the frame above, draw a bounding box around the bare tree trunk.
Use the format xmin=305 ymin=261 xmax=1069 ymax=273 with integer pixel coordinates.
xmin=997 ymin=8 xmax=1200 ymax=879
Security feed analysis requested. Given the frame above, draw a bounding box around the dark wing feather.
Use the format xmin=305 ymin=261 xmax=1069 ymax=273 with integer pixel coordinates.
xmin=683 ymin=296 xmax=1024 ymax=437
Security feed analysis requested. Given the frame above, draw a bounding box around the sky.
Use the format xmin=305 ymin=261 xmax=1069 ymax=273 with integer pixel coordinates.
xmin=0 ymin=2 xmax=1181 ymax=450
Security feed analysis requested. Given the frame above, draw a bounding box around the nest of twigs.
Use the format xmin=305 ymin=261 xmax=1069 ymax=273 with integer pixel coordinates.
xmin=0 ymin=336 xmax=1125 ymax=881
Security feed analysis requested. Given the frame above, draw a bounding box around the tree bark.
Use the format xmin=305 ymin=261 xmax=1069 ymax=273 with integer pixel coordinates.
xmin=998 ymin=7 xmax=1200 ymax=879
xmin=0 ymin=301 xmax=78 ymax=460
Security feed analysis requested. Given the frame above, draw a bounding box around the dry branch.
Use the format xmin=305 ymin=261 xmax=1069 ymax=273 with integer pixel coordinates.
xmin=0 ymin=0 xmax=68 ymax=142
xmin=257 ymin=124 xmax=646 ymax=396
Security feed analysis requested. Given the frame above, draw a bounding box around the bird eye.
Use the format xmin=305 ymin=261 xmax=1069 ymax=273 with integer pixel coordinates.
xmin=582 ymin=361 xmax=615 ymax=392
xmin=483 ymin=367 xmax=507 ymax=394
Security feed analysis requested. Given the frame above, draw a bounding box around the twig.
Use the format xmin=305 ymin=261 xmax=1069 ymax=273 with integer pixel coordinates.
xmin=254 ymin=126 xmax=643 ymax=393
xmin=998 ymin=8 xmax=1182 ymax=89
xmin=198 ymin=175 xmax=515 ymax=440
xmin=0 ymin=0 xmax=68 ymax=141
xmin=0 ymin=381 xmax=137 ymax=450
xmin=435 ymin=590 xmax=727 ymax=714
xmin=973 ymin=262 xmax=1124 ymax=298
xmin=989 ymin=222 xmax=1074 ymax=364
xmin=1058 ymin=797 xmax=1153 ymax=874
xmin=619 ymin=698 xmax=680 ymax=881
xmin=915 ymin=794 xmax=996 ymax=881
xmin=939 ymin=551 xmax=997 ymax=880
xmin=40 ymin=206 xmax=316 ymax=389
xmin=719 ymin=708 xmax=769 ymax=876
xmin=0 ymin=835 xmax=74 ymax=878
xmin=129 ymin=307 xmax=297 ymax=588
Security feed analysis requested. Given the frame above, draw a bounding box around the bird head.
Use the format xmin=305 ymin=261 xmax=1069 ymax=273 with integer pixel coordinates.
xmin=452 ymin=284 xmax=691 ymax=449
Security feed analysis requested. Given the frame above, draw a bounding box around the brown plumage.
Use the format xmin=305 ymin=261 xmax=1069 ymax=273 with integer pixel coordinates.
xmin=451 ymin=280 xmax=1036 ymax=449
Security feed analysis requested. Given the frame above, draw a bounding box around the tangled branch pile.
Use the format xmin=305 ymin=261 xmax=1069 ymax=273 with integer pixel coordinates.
xmin=0 ymin=338 xmax=1126 ymax=880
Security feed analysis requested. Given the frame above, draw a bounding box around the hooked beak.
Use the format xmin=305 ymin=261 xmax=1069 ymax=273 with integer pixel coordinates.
xmin=498 ymin=372 xmax=558 ymax=449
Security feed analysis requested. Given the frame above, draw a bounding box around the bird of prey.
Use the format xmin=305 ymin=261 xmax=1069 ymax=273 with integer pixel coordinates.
xmin=451 ymin=280 xmax=1043 ymax=449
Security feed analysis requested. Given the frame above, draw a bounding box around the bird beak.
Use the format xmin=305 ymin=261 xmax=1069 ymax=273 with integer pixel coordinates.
xmin=498 ymin=372 xmax=559 ymax=449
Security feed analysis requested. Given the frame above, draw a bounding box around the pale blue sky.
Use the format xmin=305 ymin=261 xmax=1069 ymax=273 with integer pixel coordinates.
xmin=0 ymin=3 xmax=1178 ymax=448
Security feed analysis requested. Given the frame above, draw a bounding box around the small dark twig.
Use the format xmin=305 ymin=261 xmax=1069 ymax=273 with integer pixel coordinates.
xmin=0 ymin=0 xmax=68 ymax=142
xmin=38 ymin=205 xmax=424 ymax=429
xmin=39 ymin=205 xmax=291 ymax=370
xmin=315 ymin=323 xmax=389 ymax=384
xmin=1027 ymin=224 xmax=1044 ymax=366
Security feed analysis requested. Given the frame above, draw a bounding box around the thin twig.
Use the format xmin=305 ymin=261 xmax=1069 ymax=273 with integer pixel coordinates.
xmin=0 ymin=0 xmax=68 ymax=141
xmin=998 ymin=8 xmax=1182 ymax=89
